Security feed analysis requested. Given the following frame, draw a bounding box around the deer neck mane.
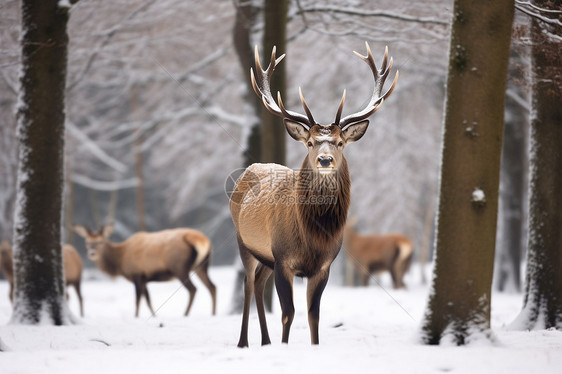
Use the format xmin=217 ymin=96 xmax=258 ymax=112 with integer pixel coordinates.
xmin=97 ymin=241 xmax=125 ymax=277
xmin=296 ymin=157 xmax=351 ymax=248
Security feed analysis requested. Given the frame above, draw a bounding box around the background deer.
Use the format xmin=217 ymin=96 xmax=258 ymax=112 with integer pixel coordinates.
xmin=0 ymin=240 xmax=84 ymax=316
xmin=73 ymin=224 xmax=216 ymax=317
xmin=344 ymin=221 xmax=413 ymax=289
xmin=230 ymin=42 xmax=398 ymax=347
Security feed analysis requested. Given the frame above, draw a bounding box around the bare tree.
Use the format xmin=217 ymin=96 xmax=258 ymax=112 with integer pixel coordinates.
xmin=494 ymin=26 xmax=530 ymax=292
xmin=12 ymin=0 xmax=79 ymax=325
xmin=511 ymin=0 xmax=562 ymax=330
xmin=420 ymin=0 xmax=515 ymax=344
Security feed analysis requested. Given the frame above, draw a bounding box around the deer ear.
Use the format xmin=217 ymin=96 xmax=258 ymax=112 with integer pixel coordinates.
xmin=342 ymin=120 xmax=369 ymax=143
xmin=73 ymin=225 xmax=89 ymax=238
xmin=284 ymin=119 xmax=309 ymax=143
xmin=101 ymin=223 xmax=114 ymax=238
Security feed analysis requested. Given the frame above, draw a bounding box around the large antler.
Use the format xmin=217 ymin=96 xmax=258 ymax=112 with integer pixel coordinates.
xmin=250 ymin=46 xmax=316 ymax=128
xmin=336 ymin=42 xmax=399 ymax=129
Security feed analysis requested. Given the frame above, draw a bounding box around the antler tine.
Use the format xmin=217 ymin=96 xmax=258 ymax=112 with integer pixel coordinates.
xmin=380 ymin=45 xmax=389 ymax=75
xmin=334 ymin=89 xmax=346 ymax=126
xmin=338 ymin=43 xmax=399 ymax=129
xmin=299 ymin=87 xmax=315 ymax=125
xmin=383 ymin=69 xmax=399 ymax=101
xmin=251 ymin=45 xmax=313 ymax=127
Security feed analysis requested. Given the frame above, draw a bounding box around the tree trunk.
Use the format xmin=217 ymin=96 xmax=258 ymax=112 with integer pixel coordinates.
xmin=260 ymin=0 xmax=288 ymax=313
xmin=233 ymin=0 xmax=262 ymax=167
xmin=135 ymin=132 xmax=147 ymax=231
xmin=512 ymin=1 xmax=562 ymax=330
xmin=132 ymin=84 xmax=147 ymax=231
xmin=230 ymin=0 xmax=261 ymax=315
xmin=420 ymin=0 xmax=514 ymax=344
xmin=12 ymin=0 xmax=77 ymax=325
xmin=260 ymin=0 xmax=288 ymax=166
xmin=495 ymin=44 xmax=528 ymax=293
xmin=230 ymin=0 xmax=289 ymax=314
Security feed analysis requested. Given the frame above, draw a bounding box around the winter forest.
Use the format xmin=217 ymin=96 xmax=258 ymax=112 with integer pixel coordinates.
xmin=0 ymin=0 xmax=561 ymax=372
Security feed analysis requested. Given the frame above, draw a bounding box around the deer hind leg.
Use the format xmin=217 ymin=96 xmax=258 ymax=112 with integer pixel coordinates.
xmin=142 ymin=281 xmax=156 ymax=316
xmin=181 ymin=277 xmax=197 ymax=317
xmin=307 ymin=269 xmax=330 ymax=345
xmin=361 ymin=267 xmax=370 ymax=286
xmin=389 ymin=246 xmax=402 ymax=289
xmin=133 ymin=277 xmax=143 ymax=317
xmin=237 ymin=237 xmax=259 ymax=348
xmin=174 ymin=248 xmax=198 ymax=316
xmin=274 ymin=264 xmax=295 ymax=344
xmin=392 ymin=259 xmax=405 ymax=289
xmin=8 ymin=281 xmax=13 ymax=303
xmin=194 ymin=258 xmax=217 ymax=316
xmin=75 ymin=281 xmax=84 ymax=317
xmin=254 ymin=264 xmax=273 ymax=346
xmin=395 ymin=250 xmax=413 ymax=289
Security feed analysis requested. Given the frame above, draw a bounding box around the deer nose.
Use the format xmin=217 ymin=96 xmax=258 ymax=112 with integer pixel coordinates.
xmin=318 ymin=155 xmax=333 ymax=167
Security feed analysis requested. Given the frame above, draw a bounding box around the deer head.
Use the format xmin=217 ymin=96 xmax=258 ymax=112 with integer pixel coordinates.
xmin=73 ymin=224 xmax=114 ymax=260
xmin=251 ymin=42 xmax=399 ymax=174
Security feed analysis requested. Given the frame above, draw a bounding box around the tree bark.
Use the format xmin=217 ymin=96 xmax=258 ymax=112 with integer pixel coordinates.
xmin=260 ymin=0 xmax=288 ymax=166
xmin=512 ymin=0 xmax=562 ymax=330
xmin=420 ymin=0 xmax=514 ymax=344
xmin=12 ymin=0 xmax=77 ymax=325
xmin=233 ymin=0 xmax=262 ymax=167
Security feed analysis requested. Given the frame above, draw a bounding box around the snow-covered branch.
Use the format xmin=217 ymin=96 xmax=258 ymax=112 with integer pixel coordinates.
xmin=67 ymin=122 xmax=129 ymax=173
xmin=515 ymin=2 xmax=562 ymax=26
xmin=297 ymin=5 xmax=450 ymax=26
xmin=72 ymin=174 xmax=138 ymax=191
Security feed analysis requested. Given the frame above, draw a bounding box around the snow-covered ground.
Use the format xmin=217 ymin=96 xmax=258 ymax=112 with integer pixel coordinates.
xmin=0 ymin=266 xmax=560 ymax=374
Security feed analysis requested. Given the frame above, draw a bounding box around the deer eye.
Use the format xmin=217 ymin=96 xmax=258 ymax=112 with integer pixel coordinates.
xmin=307 ymin=141 xmax=313 ymax=147
xmin=338 ymin=141 xmax=344 ymax=147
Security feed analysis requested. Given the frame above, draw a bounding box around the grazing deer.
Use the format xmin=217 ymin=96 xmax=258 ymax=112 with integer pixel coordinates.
xmin=72 ymin=224 xmax=217 ymax=317
xmin=0 ymin=240 xmax=85 ymax=316
xmin=230 ymin=42 xmax=398 ymax=347
xmin=344 ymin=222 xmax=413 ymax=289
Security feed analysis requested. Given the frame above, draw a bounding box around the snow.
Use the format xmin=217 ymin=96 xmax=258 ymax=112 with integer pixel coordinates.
xmin=58 ymin=0 xmax=73 ymax=9
xmin=472 ymin=188 xmax=486 ymax=203
xmin=0 ymin=266 xmax=561 ymax=373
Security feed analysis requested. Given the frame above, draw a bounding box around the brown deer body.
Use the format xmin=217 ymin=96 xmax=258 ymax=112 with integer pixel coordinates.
xmin=231 ymin=43 xmax=398 ymax=347
xmin=0 ymin=240 xmax=84 ymax=316
xmin=73 ymin=224 xmax=216 ymax=317
xmin=345 ymin=225 xmax=413 ymax=289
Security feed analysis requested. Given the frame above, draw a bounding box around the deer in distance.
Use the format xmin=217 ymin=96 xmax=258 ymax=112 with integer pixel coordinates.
xmin=344 ymin=220 xmax=413 ymax=289
xmin=0 ymin=240 xmax=85 ymax=316
xmin=230 ymin=42 xmax=398 ymax=347
xmin=73 ymin=224 xmax=216 ymax=317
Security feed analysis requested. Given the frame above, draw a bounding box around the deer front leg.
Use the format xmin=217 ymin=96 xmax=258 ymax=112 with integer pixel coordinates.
xmin=307 ymin=268 xmax=330 ymax=345
xmin=274 ymin=265 xmax=295 ymax=344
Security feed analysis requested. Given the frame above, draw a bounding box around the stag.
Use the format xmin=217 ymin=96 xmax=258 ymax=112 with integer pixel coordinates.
xmin=230 ymin=42 xmax=398 ymax=347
